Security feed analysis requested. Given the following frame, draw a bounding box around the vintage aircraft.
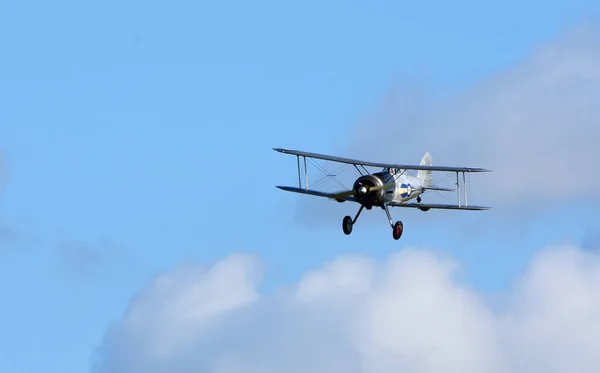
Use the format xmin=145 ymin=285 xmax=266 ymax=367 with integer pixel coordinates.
xmin=274 ymin=148 xmax=492 ymax=240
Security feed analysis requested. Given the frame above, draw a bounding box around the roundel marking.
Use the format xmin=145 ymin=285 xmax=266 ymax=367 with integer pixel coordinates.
xmin=400 ymin=183 xmax=412 ymax=198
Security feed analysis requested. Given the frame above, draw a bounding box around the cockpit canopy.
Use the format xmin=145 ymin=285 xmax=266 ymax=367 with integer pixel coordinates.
xmin=383 ymin=167 xmax=401 ymax=175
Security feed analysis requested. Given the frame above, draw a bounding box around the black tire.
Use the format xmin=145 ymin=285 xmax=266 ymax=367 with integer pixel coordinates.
xmin=342 ymin=215 xmax=353 ymax=235
xmin=392 ymin=221 xmax=403 ymax=240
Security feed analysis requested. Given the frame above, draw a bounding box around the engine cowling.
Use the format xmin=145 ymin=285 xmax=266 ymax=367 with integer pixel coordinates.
xmin=353 ymin=174 xmax=385 ymax=207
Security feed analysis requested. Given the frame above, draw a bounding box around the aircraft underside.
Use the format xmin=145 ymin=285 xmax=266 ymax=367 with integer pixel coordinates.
xmin=338 ymin=171 xmax=427 ymax=240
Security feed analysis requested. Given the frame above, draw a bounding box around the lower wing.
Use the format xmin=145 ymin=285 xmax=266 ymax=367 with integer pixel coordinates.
xmin=388 ymin=202 xmax=490 ymax=210
xmin=422 ymin=186 xmax=456 ymax=192
xmin=276 ymin=186 xmax=356 ymax=202
xmin=276 ymin=186 xmax=490 ymax=210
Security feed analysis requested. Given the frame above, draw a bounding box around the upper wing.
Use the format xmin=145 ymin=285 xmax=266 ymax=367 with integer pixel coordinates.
xmin=388 ymin=202 xmax=490 ymax=210
xmin=274 ymin=148 xmax=492 ymax=172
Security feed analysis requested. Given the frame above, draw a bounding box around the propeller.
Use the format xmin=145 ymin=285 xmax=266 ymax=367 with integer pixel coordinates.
xmin=332 ymin=182 xmax=395 ymax=200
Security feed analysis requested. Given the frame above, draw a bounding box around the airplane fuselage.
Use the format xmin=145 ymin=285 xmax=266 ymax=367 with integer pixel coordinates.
xmin=382 ymin=172 xmax=423 ymax=204
xmin=350 ymin=168 xmax=425 ymax=209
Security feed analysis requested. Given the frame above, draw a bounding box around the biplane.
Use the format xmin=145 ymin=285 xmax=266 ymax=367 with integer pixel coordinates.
xmin=274 ymin=148 xmax=492 ymax=240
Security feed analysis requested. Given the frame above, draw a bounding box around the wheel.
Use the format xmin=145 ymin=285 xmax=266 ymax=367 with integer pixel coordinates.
xmin=342 ymin=215 xmax=353 ymax=235
xmin=417 ymin=196 xmax=422 ymax=203
xmin=392 ymin=221 xmax=403 ymax=240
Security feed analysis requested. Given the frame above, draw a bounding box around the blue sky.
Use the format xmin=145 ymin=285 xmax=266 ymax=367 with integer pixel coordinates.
xmin=1 ymin=1 xmax=600 ymax=372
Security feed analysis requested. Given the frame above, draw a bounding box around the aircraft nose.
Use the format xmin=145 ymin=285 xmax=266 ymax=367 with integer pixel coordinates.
xmin=358 ymin=186 xmax=368 ymax=195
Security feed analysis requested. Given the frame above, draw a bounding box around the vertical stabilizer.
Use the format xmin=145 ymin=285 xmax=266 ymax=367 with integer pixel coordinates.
xmin=418 ymin=152 xmax=432 ymax=187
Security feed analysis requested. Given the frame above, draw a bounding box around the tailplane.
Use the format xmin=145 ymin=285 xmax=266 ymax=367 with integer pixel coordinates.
xmin=417 ymin=152 xmax=432 ymax=187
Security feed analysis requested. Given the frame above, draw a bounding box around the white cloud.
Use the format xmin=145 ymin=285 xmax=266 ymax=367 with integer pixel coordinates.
xmin=93 ymin=244 xmax=600 ymax=373
xmin=95 ymin=253 xmax=263 ymax=372
xmin=290 ymin=24 xmax=600 ymax=227
xmin=345 ymin=24 xmax=600 ymax=206
xmin=295 ymin=255 xmax=375 ymax=301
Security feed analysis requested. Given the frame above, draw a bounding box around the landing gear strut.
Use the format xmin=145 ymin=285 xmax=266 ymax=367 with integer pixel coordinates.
xmin=383 ymin=203 xmax=403 ymax=240
xmin=343 ymin=204 xmax=403 ymax=240
xmin=342 ymin=205 xmax=364 ymax=235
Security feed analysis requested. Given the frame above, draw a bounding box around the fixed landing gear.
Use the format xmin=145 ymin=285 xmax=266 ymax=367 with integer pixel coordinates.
xmin=342 ymin=216 xmax=353 ymax=234
xmin=383 ymin=203 xmax=403 ymax=240
xmin=342 ymin=205 xmax=364 ymax=235
xmin=393 ymin=221 xmax=403 ymax=240
xmin=343 ymin=204 xmax=403 ymax=240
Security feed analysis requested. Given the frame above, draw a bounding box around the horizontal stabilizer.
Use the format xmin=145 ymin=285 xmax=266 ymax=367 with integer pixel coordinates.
xmin=276 ymin=186 xmax=356 ymax=202
xmin=388 ymin=202 xmax=490 ymax=210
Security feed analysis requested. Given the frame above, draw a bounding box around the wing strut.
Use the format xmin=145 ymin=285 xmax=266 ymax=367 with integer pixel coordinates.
xmin=291 ymin=153 xmax=350 ymax=191
xmin=297 ymin=155 xmax=301 ymax=188
xmin=456 ymin=172 xmax=460 ymax=207
xmin=295 ymin=155 xmax=310 ymax=190
xmin=463 ymin=172 xmax=468 ymax=206
xmin=297 ymin=156 xmax=307 ymax=189
xmin=452 ymin=171 xmax=471 ymax=207
xmin=304 ymin=156 xmax=308 ymax=189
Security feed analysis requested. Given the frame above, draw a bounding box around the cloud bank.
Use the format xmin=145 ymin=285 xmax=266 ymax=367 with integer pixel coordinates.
xmin=348 ymin=24 xmax=600 ymax=205
xmin=290 ymin=24 xmax=600 ymax=227
xmin=93 ymin=244 xmax=600 ymax=373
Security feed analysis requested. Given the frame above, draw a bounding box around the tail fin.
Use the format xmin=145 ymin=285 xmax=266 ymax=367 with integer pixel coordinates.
xmin=417 ymin=152 xmax=432 ymax=187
